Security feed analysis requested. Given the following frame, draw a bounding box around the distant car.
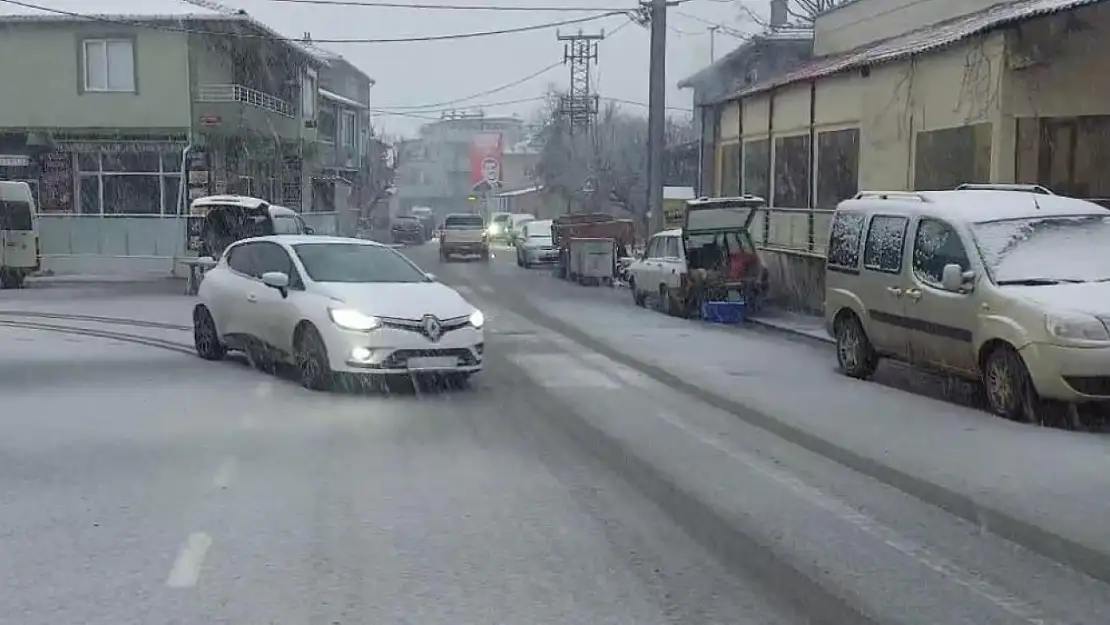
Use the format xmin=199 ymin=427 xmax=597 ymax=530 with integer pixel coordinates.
xmin=192 ymin=235 xmax=485 ymax=390
xmin=515 ymin=219 xmax=557 ymax=267
xmin=439 ymin=213 xmax=489 ymax=262
xmin=390 ymin=216 xmax=425 ymax=245
xmin=486 ymin=212 xmax=512 ymax=242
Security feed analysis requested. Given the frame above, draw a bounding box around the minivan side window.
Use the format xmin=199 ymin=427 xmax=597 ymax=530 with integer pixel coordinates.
xmin=647 ymin=236 xmax=663 ymax=258
xmin=863 ymin=215 xmax=908 ymax=274
xmin=827 ymin=211 xmax=866 ymax=272
xmin=912 ymin=218 xmax=970 ymax=287
xmin=664 ymin=236 xmax=680 ymax=258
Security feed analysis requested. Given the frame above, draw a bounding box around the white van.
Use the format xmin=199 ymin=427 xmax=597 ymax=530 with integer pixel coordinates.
xmin=824 ymin=188 xmax=1110 ymax=424
xmin=0 ymin=181 xmax=39 ymax=288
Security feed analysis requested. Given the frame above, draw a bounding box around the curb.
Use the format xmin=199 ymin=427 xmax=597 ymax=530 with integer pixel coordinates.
xmin=747 ymin=316 xmax=834 ymax=344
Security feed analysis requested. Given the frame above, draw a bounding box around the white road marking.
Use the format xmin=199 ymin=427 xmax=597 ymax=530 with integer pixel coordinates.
xmin=213 ymin=457 xmax=236 ymax=489
xmin=576 ymin=352 xmax=653 ymax=389
xmin=650 ymin=409 xmax=1052 ymax=624
xmin=165 ymin=532 xmax=213 ymax=588
xmin=476 ymin=283 xmax=494 ymax=293
xmin=509 ymin=353 xmax=620 ymax=388
xmin=455 ymin=285 xmax=475 ymax=296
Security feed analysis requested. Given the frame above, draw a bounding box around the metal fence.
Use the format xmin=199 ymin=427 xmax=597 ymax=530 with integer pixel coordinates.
xmin=37 ymin=212 xmax=341 ymax=276
xmin=749 ymin=207 xmax=835 ymax=258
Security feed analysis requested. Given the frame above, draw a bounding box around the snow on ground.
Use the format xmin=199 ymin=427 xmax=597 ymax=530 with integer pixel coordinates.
xmin=496 ymin=277 xmax=1110 ymax=562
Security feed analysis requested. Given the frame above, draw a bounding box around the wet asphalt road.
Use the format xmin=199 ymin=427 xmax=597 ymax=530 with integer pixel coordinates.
xmin=2 ymin=245 xmax=1110 ymax=624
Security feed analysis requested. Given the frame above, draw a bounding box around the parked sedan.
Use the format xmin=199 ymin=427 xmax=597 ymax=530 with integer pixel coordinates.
xmin=515 ymin=219 xmax=558 ymax=268
xmin=192 ymin=235 xmax=485 ymax=390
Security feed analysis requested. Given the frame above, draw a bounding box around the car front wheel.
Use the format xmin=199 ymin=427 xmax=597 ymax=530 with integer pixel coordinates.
xmin=295 ymin=324 xmax=333 ymax=391
xmin=834 ymin=313 xmax=878 ymax=379
xmin=193 ymin=305 xmax=226 ymax=361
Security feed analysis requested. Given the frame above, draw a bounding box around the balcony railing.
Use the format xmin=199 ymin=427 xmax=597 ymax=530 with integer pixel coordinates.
xmin=197 ymin=84 xmax=294 ymax=118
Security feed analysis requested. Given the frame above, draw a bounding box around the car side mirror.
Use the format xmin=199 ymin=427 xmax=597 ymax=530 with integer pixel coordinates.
xmin=303 ymin=226 xmax=315 ymax=234
xmin=941 ymin=264 xmax=973 ymax=292
xmin=424 ymin=272 xmax=437 ymax=281
xmin=261 ymin=271 xmax=290 ymax=297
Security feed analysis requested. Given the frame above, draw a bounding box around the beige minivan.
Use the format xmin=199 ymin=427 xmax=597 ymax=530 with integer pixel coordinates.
xmin=824 ymin=187 xmax=1110 ymax=424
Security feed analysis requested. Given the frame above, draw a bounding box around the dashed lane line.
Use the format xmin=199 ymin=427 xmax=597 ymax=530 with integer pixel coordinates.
xmin=165 ymin=532 xmax=213 ymax=588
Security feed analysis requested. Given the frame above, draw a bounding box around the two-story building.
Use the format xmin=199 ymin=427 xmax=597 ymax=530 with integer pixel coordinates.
xmin=299 ymin=36 xmax=378 ymax=235
xmin=0 ymin=0 xmax=335 ymax=274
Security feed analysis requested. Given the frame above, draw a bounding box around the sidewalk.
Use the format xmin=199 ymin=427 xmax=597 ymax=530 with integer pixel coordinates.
xmin=746 ymin=308 xmax=832 ymax=344
xmin=491 ymin=281 xmax=1110 ymax=582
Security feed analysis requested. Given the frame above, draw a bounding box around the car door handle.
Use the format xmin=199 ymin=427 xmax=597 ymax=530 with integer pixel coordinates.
xmin=886 ymin=286 xmax=903 ymax=296
xmin=904 ymin=288 xmax=922 ymax=300
xmin=246 ymin=293 xmax=257 ymax=302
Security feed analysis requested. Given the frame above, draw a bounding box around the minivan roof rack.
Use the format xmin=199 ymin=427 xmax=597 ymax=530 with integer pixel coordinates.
xmin=954 ymin=183 xmax=1055 ymax=195
xmin=687 ymin=194 xmax=766 ymax=208
xmin=854 ymin=190 xmax=931 ymax=202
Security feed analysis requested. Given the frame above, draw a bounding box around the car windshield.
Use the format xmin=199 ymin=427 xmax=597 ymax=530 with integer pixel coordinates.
xmin=972 ymin=214 xmax=1110 ymax=284
xmin=292 ymin=243 xmax=429 ymax=283
xmin=272 ymin=215 xmax=301 ymax=234
xmin=445 ymin=215 xmax=484 ymax=229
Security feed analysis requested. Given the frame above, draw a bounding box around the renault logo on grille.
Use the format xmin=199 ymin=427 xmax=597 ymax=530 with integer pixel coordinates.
xmin=422 ymin=314 xmax=443 ymax=341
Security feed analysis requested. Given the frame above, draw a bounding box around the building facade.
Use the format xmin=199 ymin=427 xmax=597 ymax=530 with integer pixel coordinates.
xmin=693 ymin=0 xmax=1110 ymax=309
xmin=0 ymin=1 xmax=377 ymax=273
xmin=393 ymin=113 xmax=528 ymax=219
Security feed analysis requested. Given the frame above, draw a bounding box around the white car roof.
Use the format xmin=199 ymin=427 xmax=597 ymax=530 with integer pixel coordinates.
xmin=234 ymin=235 xmax=386 ymax=247
xmin=191 ymin=194 xmax=268 ymax=209
xmin=838 ymin=190 xmax=1106 ymax=224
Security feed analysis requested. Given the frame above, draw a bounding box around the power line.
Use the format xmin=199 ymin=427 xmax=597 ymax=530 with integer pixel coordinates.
xmin=255 ymin=0 xmax=634 ymax=10
xmin=376 ymin=62 xmax=563 ymax=110
xmin=0 ymin=0 xmax=625 ymax=43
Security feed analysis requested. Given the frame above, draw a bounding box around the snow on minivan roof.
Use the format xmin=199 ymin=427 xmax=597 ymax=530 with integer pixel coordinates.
xmin=841 ymin=190 xmax=1106 ymax=224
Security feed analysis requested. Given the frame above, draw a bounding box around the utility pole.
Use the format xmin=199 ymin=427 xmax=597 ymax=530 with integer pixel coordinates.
xmin=646 ymin=0 xmax=668 ymax=235
xmin=709 ymin=25 xmax=720 ymax=62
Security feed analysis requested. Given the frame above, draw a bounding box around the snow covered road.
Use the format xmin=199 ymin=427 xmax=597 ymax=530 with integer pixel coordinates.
xmin=3 ymin=274 xmax=1110 ymax=623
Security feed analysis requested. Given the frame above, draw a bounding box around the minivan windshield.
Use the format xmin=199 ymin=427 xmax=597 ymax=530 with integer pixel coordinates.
xmin=972 ymin=214 xmax=1110 ymax=284
xmin=0 ymin=200 xmax=33 ymax=230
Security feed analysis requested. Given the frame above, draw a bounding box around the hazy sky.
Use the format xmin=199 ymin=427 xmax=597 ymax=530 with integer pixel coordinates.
xmin=217 ymin=0 xmax=765 ymax=136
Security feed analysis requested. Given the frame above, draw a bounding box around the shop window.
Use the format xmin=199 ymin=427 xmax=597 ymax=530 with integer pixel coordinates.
xmin=773 ymin=134 xmax=810 ymax=208
xmin=718 ymin=143 xmax=740 ymax=196
xmin=742 ymin=139 xmax=769 ymax=199
xmin=816 ymin=128 xmax=859 ymax=208
xmin=75 ymin=149 xmax=183 ymax=215
xmin=913 ymin=123 xmax=991 ymax=190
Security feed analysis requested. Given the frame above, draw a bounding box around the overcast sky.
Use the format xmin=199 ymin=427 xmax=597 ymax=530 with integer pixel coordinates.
xmin=217 ymin=0 xmax=765 ymax=137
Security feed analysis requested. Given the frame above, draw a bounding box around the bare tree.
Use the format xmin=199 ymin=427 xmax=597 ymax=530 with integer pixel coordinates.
xmin=740 ymin=0 xmax=851 ymax=27
xmin=536 ymin=96 xmax=695 ymax=225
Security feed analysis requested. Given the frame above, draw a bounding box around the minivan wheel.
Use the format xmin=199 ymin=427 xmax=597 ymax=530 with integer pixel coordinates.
xmin=834 ymin=314 xmax=878 ymax=379
xmin=983 ymin=346 xmax=1050 ymax=424
xmin=630 ymin=279 xmax=646 ymax=307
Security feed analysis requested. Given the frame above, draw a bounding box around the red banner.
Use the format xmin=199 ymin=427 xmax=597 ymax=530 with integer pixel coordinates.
xmin=469 ymin=133 xmax=503 ymax=187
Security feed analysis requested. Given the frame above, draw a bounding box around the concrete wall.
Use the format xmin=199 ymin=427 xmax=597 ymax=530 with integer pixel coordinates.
xmin=0 ymin=23 xmax=191 ymax=130
xmin=813 ymin=0 xmax=1001 ymax=56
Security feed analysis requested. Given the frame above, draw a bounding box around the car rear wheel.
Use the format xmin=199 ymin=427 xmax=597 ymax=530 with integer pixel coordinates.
xmin=295 ymin=325 xmax=333 ymax=391
xmin=193 ymin=306 xmax=226 ymax=361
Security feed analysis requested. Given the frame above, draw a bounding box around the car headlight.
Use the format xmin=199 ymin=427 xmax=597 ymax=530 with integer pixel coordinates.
xmin=1045 ymin=312 xmax=1110 ymax=343
xmin=469 ymin=309 xmax=485 ymax=329
xmin=328 ymin=308 xmax=381 ymax=331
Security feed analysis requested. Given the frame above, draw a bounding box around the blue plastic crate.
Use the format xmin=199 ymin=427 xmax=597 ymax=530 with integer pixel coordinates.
xmin=701 ymin=300 xmax=746 ymax=324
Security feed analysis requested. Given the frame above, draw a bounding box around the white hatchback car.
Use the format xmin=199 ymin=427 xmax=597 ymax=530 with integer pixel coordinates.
xmin=192 ymin=235 xmax=485 ymax=390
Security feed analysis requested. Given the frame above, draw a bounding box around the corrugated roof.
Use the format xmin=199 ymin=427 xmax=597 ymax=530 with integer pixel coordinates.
xmin=677 ymin=28 xmax=813 ymax=90
xmin=0 ymin=0 xmax=327 ymax=63
xmin=727 ymin=0 xmax=1104 ymax=101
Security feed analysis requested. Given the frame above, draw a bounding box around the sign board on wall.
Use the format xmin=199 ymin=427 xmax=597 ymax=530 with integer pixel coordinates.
xmin=469 ymin=133 xmax=503 ymax=187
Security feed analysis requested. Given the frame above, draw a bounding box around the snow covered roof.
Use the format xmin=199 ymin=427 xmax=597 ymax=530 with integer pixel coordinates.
xmin=843 ymin=190 xmax=1108 ymax=223
xmin=319 ymin=88 xmax=368 ymax=110
xmin=0 ymin=0 xmax=326 ymax=63
xmin=729 ymin=0 xmax=1101 ymax=100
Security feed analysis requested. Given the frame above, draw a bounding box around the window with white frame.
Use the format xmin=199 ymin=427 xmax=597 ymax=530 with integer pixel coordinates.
xmin=76 ymin=150 xmax=183 ymax=215
xmin=302 ymin=72 xmax=317 ymax=119
xmin=83 ymin=39 xmax=135 ymax=92
xmin=342 ymin=110 xmax=356 ymax=147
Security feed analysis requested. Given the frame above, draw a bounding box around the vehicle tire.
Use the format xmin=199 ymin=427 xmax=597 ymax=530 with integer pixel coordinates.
xmin=630 ymin=279 xmax=646 ymax=307
xmin=982 ymin=345 xmax=1058 ymax=425
xmin=244 ymin=339 xmax=276 ymax=374
xmin=833 ymin=313 xmax=879 ymax=379
xmin=658 ymin=285 xmax=672 ymax=316
xmin=480 ymin=248 xmax=490 ymax=262
xmin=192 ymin=305 xmax=226 ymax=361
xmin=439 ymin=250 xmax=450 ymax=263
xmin=444 ymin=372 xmax=472 ymax=388
xmin=295 ymin=324 xmax=333 ymax=391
